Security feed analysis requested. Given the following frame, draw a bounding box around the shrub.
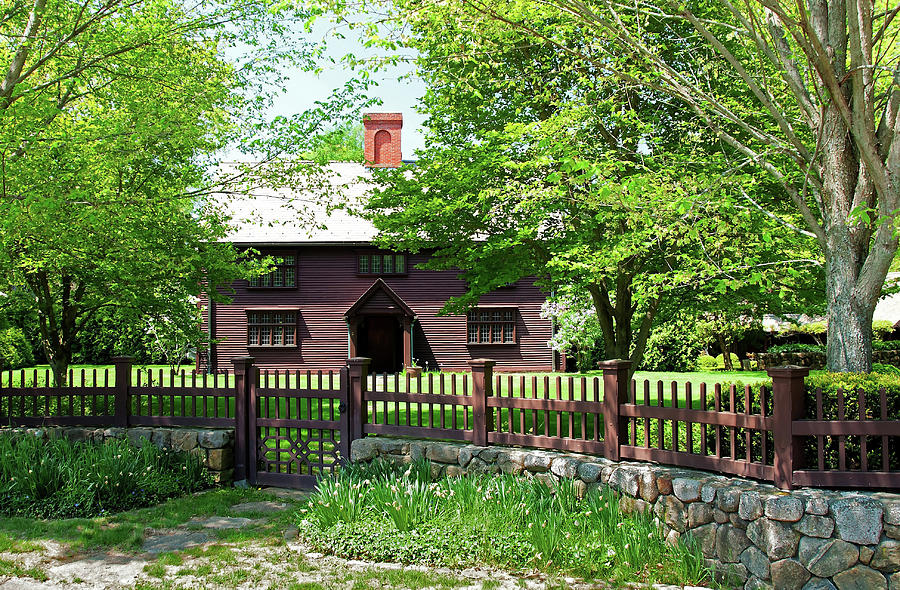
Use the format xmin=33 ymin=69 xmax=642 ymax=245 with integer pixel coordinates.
xmin=873 ymin=320 xmax=895 ymax=341
xmin=766 ymin=343 xmax=825 ymax=354
xmin=641 ymin=318 xmax=705 ymax=372
xmin=872 ymin=363 xmax=900 ymax=376
xmin=0 ymin=435 xmax=210 ymax=518
xmin=874 ymin=340 xmax=900 ymax=351
xmin=695 ymin=355 xmax=718 ymax=371
xmin=0 ymin=327 xmax=33 ymax=371
xmin=300 ymin=460 xmax=713 ymax=586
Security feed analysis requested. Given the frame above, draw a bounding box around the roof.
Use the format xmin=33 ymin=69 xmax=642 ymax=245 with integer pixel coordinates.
xmin=216 ymin=161 xmax=378 ymax=245
xmin=345 ymin=278 xmax=417 ymax=318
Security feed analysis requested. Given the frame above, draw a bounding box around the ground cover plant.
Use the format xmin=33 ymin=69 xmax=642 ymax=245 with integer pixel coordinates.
xmin=299 ymin=459 xmax=717 ymax=587
xmin=0 ymin=435 xmax=210 ymax=519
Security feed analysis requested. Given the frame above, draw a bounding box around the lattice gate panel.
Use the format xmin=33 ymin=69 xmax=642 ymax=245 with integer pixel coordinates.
xmin=251 ymin=368 xmax=349 ymax=488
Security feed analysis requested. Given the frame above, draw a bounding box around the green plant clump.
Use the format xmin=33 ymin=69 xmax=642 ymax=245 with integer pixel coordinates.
xmin=874 ymin=340 xmax=900 ymax=351
xmin=0 ymin=435 xmax=210 ymax=518
xmin=766 ymin=343 xmax=825 ymax=354
xmin=695 ymin=355 xmax=718 ymax=371
xmin=0 ymin=327 xmax=34 ymax=371
xmin=299 ymin=459 xmax=715 ymax=587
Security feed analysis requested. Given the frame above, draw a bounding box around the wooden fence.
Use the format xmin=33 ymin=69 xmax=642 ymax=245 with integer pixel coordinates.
xmin=1 ymin=356 xmax=898 ymax=490
xmin=356 ymin=359 xmax=900 ymax=490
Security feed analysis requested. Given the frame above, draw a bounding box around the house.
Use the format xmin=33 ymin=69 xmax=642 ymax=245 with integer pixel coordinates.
xmin=199 ymin=113 xmax=556 ymax=373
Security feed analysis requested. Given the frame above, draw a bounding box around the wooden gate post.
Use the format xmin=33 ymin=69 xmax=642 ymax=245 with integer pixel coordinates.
xmin=346 ymin=357 xmax=370 ymax=444
xmin=112 ymin=356 xmax=133 ymax=427
xmin=769 ymin=365 xmax=808 ymax=490
xmin=232 ymin=357 xmax=255 ymax=483
xmin=469 ymin=359 xmax=496 ymax=446
xmin=599 ymin=359 xmax=631 ymax=461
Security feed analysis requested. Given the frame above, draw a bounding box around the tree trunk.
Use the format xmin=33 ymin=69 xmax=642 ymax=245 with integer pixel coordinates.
xmin=47 ymin=348 xmax=71 ymax=388
xmin=825 ymin=244 xmax=875 ymax=372
xmin=716 ymin=333 xmax=734 ymax=370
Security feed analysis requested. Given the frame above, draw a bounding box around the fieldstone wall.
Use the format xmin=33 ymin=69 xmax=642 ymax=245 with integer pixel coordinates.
xmin=351 ymin=436 xmax=900 ymax=590
xmin=0 ymin=426 xmax=235 ymax=483
xmin=750 ymin=350 xmax=900 ymax=370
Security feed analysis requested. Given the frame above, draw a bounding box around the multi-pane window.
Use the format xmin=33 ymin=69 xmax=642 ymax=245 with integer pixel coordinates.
xmin=247 ymin=311 xmax=297 ymax=346
xmin=358 ymin=253 xmax=407 ymax=275
xmin=467 ymin=308 xmax=516 ymax=344
xmin=249 ymin=255 xmax=296 ymax=288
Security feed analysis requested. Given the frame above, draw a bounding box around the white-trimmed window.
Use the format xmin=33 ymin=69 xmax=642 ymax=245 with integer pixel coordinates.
xmin=248 ymin=311 xmax=297 ymax=346
xmin=467 ymin=308 xmax=517 ymax=344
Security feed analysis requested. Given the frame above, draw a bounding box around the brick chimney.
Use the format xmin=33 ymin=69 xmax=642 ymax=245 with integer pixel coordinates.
xmin=363 ymin=113 xmax=402 ymax=167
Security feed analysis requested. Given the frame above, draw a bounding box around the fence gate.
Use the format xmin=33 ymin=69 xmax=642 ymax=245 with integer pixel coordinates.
xmin=249 ymin=367 xmax=350 ymax=488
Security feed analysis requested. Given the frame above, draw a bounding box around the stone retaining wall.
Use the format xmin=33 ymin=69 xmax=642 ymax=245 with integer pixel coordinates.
xmin=0 ymin=426 xmax=235 ymax=483
xmin=351 ymin=436 xmax=900 ymax=590
xmin=750 ymin=350 xmax=900 ymax=370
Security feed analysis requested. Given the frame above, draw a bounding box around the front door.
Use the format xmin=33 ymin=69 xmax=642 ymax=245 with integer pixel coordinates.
xmin=360 ymin=316 xmax=402 ymax=373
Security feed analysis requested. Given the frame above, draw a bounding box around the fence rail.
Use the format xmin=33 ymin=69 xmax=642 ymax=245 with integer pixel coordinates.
xmin=1 ymin=356 xmax=899 ymax=490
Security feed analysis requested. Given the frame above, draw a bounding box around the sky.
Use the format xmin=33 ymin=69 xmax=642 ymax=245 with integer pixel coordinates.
xmin=266 ymin=20 xmax=428 ymax=157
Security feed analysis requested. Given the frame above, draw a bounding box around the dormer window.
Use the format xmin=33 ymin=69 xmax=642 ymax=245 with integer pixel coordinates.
xmin=358 ymin=252 xmax=407 ymax=276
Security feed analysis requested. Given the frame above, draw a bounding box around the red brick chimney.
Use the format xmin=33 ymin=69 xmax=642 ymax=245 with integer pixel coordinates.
xmin=363 ymin=113 xmax=402 ymax=167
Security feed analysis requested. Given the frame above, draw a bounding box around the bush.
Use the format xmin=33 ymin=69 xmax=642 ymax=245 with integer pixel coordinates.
xmin=641 ymin=319 xmax=705 ymax=372
xmin=766 ymin=343 xmax=825 ymax=354
xmin=874 ymin=340 xmax=900 ymax=351
xmin=300 ymin=459 xmax=713 ymax=586
xmin=874 ymin=320 xmax=895 ymax=341
xmin=0 ymin=327 xmax=33 ymax=370
xmin=0 ymin=435 xmax=210 ymax=518
xmin=872 ymin=363 xmax=900 ymax=376
xmin=695 ymin=355 xmax=718 ymax=371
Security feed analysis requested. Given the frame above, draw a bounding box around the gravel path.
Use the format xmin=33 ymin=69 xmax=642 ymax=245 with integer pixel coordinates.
xmin=0 ymin=491 xmax=716 ymax=590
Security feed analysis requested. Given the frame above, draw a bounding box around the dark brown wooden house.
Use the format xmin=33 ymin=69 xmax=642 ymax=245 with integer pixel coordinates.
xmin=200 ymin=114 xmax=555 ymax=373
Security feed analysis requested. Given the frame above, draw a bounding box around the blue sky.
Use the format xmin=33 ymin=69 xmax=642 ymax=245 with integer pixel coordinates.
xmin=268 ymin=20 xmax=428 ymax=156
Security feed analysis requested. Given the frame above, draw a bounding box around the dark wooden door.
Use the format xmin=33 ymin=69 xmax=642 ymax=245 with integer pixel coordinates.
xmin=249 ymin=367 xmax=349 ymax=488
xmin=362 ymin=316 xmax=401 ymax=373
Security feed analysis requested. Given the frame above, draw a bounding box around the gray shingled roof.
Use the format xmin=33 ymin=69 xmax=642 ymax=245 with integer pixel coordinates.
xmin=217 ymin=161 xmax=377 ymax=245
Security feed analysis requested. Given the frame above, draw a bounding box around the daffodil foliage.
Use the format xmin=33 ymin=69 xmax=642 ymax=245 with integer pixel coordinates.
xmin=365 ymin=0 xmax=820 ymax=372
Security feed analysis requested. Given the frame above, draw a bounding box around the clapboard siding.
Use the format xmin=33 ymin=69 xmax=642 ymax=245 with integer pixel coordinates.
xmin=201 ymin=246 xmax=553 ymax=372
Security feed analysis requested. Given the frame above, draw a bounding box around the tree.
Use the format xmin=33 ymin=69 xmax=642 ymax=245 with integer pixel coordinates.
xmin=0 ymin=0 xmax=369 ymax=384
xmin=362 ymin=0 xmax=820 ymax=374
xmin=450 ymin=0 xmax=900 ymax=372
xmin=304 ymin=123 xmax=364 ymax=163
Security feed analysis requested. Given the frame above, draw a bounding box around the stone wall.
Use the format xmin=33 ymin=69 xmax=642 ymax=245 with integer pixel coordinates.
xmin=351 ymin=436 xmax=900 ymax=590
xmin=750 ymin=350 xmax=900 ymax=370
xmin=0 ymin=426 xmax=235 ymax=483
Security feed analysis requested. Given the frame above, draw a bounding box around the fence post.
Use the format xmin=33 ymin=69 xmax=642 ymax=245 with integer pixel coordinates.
xmin=769 ymin=365 xmax=808 ymax=490
xmin=346 ymin=357 xmax=370 ymax=444
xmin=232 ymin=357 xmax=255 ymax=483
xmin=599 ymin=359 xmax=631 ymax=461
xmin=112 ymin=356 xmax=132 ymax=427
xmin=469 ymin=359 xmax=496 ymax=446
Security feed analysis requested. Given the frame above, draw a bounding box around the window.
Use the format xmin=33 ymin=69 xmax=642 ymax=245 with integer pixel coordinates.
xmin=249 ymin=254 xmax=296 ymax=288
xmin=248 ymin=311 xmax=297 ymax=346
xmin=358 ymin=252 xmax=407 ymax=276
xmin=467 ymin=308 xmax=516 ymax=344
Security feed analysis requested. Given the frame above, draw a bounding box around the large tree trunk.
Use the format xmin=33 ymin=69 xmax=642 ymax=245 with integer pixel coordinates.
xmin=588 ymin=280 xmax=659 ymax=378
xmin=824 ymin=225 xmax=877 ymax=373
xmin=716 ymin=333 xmax=734 ymax=371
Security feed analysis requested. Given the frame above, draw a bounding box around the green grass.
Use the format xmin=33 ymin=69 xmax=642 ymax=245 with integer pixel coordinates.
xmin=0 ymin=488 xmax=282 ymax=552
